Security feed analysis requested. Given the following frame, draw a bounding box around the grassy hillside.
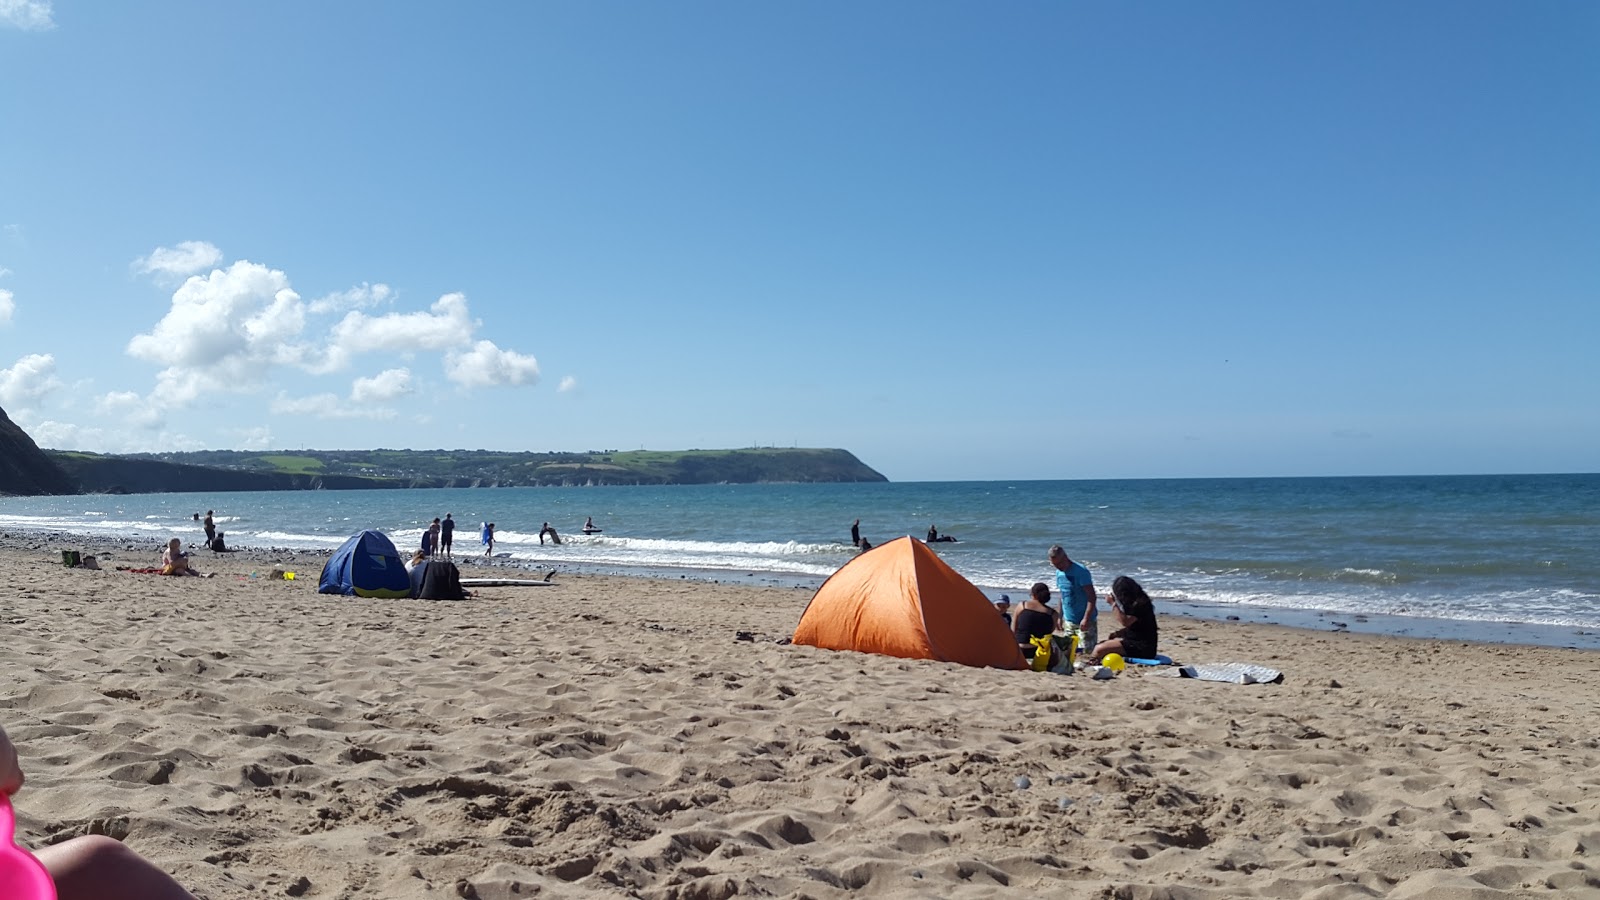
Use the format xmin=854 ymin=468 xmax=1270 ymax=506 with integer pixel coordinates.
xmin=49 ymin=447 xmax=887 ymax=493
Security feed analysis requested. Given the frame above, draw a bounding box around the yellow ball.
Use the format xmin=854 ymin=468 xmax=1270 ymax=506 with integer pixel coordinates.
xmin=1101 ymin=652 xmax=1126 ymax=672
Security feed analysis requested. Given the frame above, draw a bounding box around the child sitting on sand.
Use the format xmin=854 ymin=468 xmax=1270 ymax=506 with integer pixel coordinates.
xmin=160 ymin=539 xmax=202 ymax=577
xmin=1 ymin=724 xmax=198 ymax=900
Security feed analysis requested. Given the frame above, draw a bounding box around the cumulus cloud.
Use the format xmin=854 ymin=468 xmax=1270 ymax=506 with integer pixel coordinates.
xmin=444 ymin=340 xmax=540 ymax=389
xmin=270 ymin=391 xmax=396 ymax=420
xmin=315 ymin=292 xmax=477 ymax=373
xmin=350 ymin=368 xmax=414 ymax=404
xmin=0 ymin=0 xmax=54 ymax=31
xmin=0 ymin=352 xmax=62 ymax=409
xmin=558 ymin=376 xmax=578 ymax=393
xmin=125 ymin=260 xmax=315 ymax=405
xmin=0 ymin=288 xmax=13 ymax=325
xmin=227 ymin=426 xmax=274 ymax=450
xmin=309 ymin=282 xmax=393 ymax=315
xmin=96 ymin=390 xmax=162 ymax=429
xmin=16 ymin=416 xmax=205 ymax=453
xmin=134 ymin=241 xmax=224 ymax=278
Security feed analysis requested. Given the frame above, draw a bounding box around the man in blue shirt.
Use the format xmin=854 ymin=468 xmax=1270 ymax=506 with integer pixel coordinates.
xmin=1049 ymin=544 xmax=1098 ymax=653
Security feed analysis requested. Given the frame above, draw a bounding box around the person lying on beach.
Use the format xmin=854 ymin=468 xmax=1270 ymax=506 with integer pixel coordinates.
xmin=160 ymin=539 xmax=202 ymax=577
xmin=1090 ymin=575 xmax=1159 ymax=663
xmin=1 ymin=724 xmax=198 ymax=900
xmin=1012 ymin=582 xmax=1061 ymax=650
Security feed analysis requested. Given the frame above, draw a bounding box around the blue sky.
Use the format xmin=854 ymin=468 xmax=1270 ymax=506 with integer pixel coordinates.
xmin=1 ymin=1 xmax=1594 ymax=481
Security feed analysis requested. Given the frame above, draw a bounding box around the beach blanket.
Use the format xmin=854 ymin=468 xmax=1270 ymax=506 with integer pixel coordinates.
xmin=1170 ymin=663 xmax=1284 ymax=684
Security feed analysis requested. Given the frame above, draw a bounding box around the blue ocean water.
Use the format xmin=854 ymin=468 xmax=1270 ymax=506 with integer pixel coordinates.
xmin=3 ymin=474 xmax=1597 ymax=645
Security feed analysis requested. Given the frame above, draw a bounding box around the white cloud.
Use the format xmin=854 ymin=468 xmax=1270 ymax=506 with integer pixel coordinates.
xmin=126 ymin=260 xmax=313 ymax=405
xmin=134 ymin=241 xmax=224 ymax=278
xmin=350 ymin=367 xmax=414 ymax=404
xmin=444 ymin=340 xmax=540 ymax=389
xmin=271 ymin=391 xmax=396 ymax=420
xmin=558 ymin=376 xmax=578 ymax=393
xmin=227 ymin=426 xmax=274 ymax=450
xmin=0 ymin=352 xmax=62 ymax=409
xmin=17 ymin=416 xmax=206 ymax=453
xmin=0 ymin=288 xmax=13 ymax=325
xmin=96 ymin=390 xmax=162 ymax=429
xmin=320 ymin=292 xmax=476 ymax=372
xmin=0 ymin=0 xmax=54 ymax=31
xmin=309 ymin=282 xmax=393 ymax=315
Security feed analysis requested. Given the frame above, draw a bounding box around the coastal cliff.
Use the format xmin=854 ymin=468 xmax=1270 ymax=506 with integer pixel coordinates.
xmin=0 ymin=405 xmax=76 ymax=495
xmin=49 ymin=447 xmax=888 ymax=493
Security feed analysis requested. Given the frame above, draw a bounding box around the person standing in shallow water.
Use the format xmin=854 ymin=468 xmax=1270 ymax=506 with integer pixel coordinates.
xmin=483 ymin=522 xmax=495 ymax=556
xmin=850 ymin=518 xmax=860 ymax=547
xmin=440 ymin=513 xmax=455 ymax=559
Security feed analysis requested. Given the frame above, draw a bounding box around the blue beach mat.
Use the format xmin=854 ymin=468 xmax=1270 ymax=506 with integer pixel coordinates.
xmin=1126 ymin=654 xmax=1173 ymax=666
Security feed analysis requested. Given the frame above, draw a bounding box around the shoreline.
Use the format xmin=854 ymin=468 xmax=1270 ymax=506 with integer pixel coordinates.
xmin=10 ymin=525 xmax=1597 ymax=653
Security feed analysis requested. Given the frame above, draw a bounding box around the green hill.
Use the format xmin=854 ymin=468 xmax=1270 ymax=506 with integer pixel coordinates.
xmin=49 ymin=447 xmax=887 ymax=493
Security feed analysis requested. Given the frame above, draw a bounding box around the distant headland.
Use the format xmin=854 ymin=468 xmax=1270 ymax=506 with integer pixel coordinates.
xmin=44 ymin=447 xmax=888 ymax=494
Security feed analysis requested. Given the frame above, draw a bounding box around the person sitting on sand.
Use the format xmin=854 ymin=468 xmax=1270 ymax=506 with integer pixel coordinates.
xmin=2 ymin=724 xmax=199 ymax=900
xmin=1013 ymin=582 xmax=1062 ymax=649
xmin=1091 ymin=575 xmax=1159 ymax=663
xmin=209 ymin=531 xmax=237 ymax=552
xmin=161 ymin=538 xmax=202 ymax=576
xmin=406 ymin=549 xmax=429 ymax=597
xmin=993 ymin=594 xmax=1012 ymax=626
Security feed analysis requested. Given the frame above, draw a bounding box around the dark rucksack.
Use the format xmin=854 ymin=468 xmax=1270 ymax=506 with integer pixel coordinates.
xmin=416 ymin=560 xmax=467 ymax=601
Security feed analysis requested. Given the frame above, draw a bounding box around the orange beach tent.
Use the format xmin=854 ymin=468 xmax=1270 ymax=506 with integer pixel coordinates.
xmin=793 ymin=536 xmax=1025 ymax=670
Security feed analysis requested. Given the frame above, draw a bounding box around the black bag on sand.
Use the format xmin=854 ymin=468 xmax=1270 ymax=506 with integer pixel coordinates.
xmin=417 ymin=560 xmax=467 ymax=601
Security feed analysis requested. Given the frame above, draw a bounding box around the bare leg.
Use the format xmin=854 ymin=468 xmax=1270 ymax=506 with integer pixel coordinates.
xmin=36 ymin=835 xmax=196 ymax=900
xmin=1089 ymin=637 xmax=1126 ymax=664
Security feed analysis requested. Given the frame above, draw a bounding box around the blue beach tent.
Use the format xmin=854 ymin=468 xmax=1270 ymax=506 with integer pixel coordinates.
xmin=318 ymin=530 xmax=412 ymax=598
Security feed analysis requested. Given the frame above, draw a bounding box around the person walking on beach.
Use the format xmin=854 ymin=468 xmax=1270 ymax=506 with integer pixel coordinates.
xmin=440 ymin=513 xmax=455 ymax=559
xmin=483 ymin=522 xmax=495 ymax=556
xmin=1049 ymin=544 xmax=1098 ymax=653
xmin=202 ymin=511 xmax=216 ymax=545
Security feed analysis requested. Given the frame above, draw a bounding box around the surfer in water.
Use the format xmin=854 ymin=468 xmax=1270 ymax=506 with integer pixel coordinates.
xmin=926 ymin=524 xmax=957 ymax=543
xmin=582 ymin=516 xmax=601 ymax=534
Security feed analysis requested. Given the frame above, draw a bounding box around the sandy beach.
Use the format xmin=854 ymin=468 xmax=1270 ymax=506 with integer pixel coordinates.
xmin=2 ymin=536 xmax=1598 ymax=899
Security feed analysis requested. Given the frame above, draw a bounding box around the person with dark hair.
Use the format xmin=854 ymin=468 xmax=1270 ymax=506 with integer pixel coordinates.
xmin=482 ymin=522 xmax=495 ymax=556
xmin=850 ymin=518 xmax=860 ymax=547
xmin=1012 ymin=582 xmax=1061 ymax=649
xmin=440 ymin=513 xmax=455 ymax=559
xmin=1091 ymin=575 xmax=1159 ymax=662
xmin=420 ymin=520 xmax=437 ymax=558
xmin=202 ymin=511 xmax=216 ymax=545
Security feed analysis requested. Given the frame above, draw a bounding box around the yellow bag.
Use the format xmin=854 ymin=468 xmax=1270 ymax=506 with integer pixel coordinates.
xmin=1028 ymin=634 xmax=1052 ymax=672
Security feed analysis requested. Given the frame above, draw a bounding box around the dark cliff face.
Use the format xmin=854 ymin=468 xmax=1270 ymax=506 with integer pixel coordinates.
xmin=0 ymin=405 xmax=77 ymax=495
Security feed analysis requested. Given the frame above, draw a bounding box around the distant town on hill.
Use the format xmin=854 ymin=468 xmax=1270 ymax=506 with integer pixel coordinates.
xmin=44 ymin=447 xmax=888 ymax=493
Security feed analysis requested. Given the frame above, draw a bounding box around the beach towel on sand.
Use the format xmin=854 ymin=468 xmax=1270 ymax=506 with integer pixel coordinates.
xmin=1156 ymin=662 xmax=1285 ymax=684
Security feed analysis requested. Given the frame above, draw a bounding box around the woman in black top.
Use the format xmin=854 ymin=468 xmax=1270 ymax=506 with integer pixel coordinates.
xmin=1013 ymin=582 xmax=1062 ymax=647
xmin=1091 ymin=575 xmax=1158 ymax=662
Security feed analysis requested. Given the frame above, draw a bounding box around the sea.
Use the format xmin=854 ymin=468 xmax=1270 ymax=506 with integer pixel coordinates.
xmin=3 ymin=474 xmax=1597 ymax=649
